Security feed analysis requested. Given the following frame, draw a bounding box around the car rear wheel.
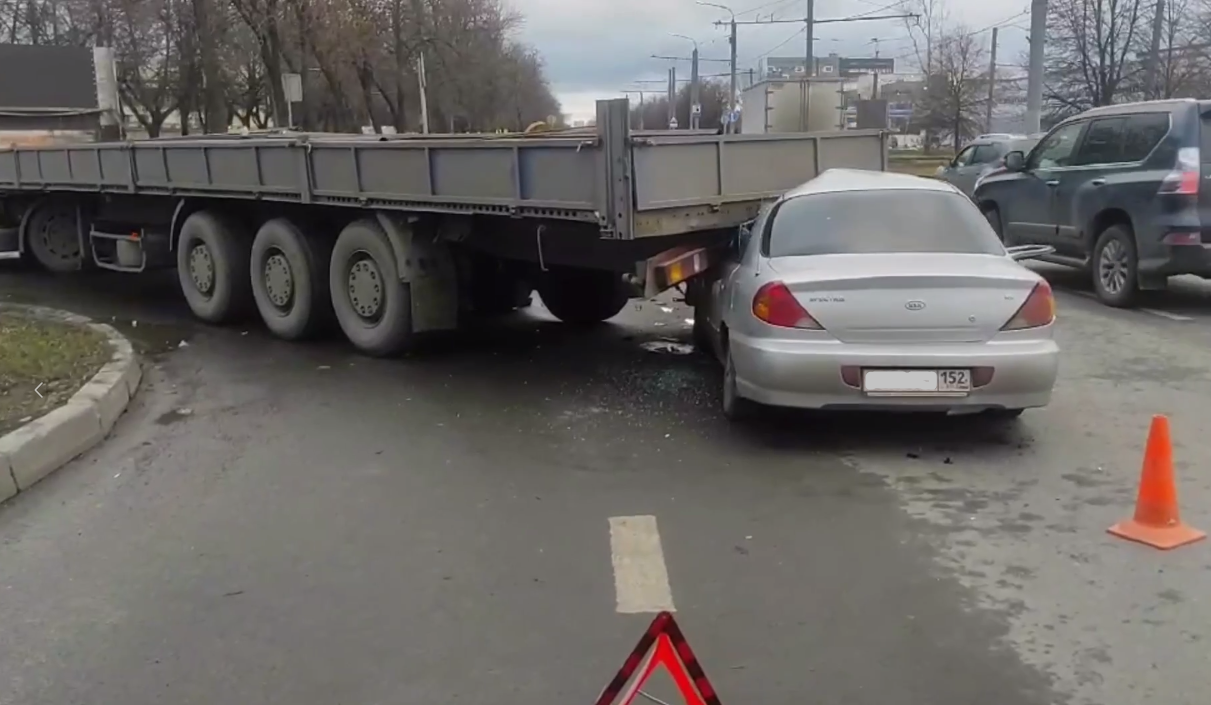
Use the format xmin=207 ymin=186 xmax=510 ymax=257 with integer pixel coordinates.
xmin=1092 ymin=224 xmax=1139 ymax=307
xmin=722 ymin=346 xmax=756 ymax=421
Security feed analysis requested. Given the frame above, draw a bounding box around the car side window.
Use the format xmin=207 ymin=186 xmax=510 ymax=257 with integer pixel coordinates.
xmin=952 ymin=146 xmax=976 ymax=167
xmin=971 ymin=144 xmax=1003 ymax=164
xmin=1072 ymin=117 xmax=1126 ymax=166
xmin=1028 ymin=121 xmax=1086 ymax=169
xmin=1120 ymin=113 xmax=1170 ymax=162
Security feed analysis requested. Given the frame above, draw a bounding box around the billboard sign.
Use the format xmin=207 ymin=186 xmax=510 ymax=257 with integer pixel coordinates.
xmin=839 ymin=57 xmax=896 ymax=76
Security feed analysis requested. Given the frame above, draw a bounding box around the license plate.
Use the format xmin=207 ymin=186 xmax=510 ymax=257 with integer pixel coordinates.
xmin=862 ymin=369 xmax=971 ymax=395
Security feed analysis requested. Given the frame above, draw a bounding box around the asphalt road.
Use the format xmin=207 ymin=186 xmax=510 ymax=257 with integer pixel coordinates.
xmin=0 ymin=263 xmax=1209 ymax=705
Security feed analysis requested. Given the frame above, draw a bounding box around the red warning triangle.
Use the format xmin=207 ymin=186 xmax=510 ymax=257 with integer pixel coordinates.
xmin=594 ymin=612 xmax=722 ymax=705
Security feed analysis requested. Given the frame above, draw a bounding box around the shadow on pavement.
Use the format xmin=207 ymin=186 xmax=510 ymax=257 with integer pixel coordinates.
xmin=1 ymin=262 xmax=1034 ymax=460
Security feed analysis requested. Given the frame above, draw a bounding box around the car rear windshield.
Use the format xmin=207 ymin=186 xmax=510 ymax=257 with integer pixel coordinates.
xmin=764 ymin=189 xmax=1006 ymax=257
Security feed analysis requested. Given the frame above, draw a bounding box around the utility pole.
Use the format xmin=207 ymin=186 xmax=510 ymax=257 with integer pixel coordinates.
xmin=691 ymin=46 xmax=701 ymax=128
xmin=986 ymin=27 xmax=998 ymax=133
xmin=728 ymin=17 xmax=737 ymax=131
xmin=699 ymin=1 xmax=738 ymax=132
xmin=621 ymin=90 xmax=648 ymax=129
xmin=1025 ymin=0 xmax=1046 ymax=134
xmin=667 ymin=66 xmax=678 ymax=129
xmin=672 ymin=34 xmax=701 ymax=129
xmin=805 ymin=0 xmax=815 ymax=75
xmin=721 ymin=9 xmax=910 ymax=133
xmin=803 ymin=0 xmax=814 ymax=131
xmin=416 ymin=52 xmax=430 ymax=134
xmin=1145 ymin=0 xmax=1166 ymax=99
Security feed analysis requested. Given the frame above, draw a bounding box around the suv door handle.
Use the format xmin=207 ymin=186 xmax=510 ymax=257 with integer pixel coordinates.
xmin=1045 ymin=180 xmax=1060 ymax=187
xmin=1090 ymin=178 xmax=1106 ymax=186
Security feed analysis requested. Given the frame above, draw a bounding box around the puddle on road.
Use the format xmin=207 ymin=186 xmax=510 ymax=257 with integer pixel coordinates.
xmin=639 ymin=339 xmax=695 ymax=355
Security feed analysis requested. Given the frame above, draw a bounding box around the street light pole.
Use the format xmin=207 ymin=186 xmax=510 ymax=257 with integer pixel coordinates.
xmin=672 ymin=34 xmax=701 ymax=129
xmin=698 ymin=1 xmax=737 ymax=132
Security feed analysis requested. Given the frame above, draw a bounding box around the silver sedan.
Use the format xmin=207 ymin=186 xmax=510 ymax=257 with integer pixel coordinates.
xmin=694 ymin=169 xmax=1060 ymax=420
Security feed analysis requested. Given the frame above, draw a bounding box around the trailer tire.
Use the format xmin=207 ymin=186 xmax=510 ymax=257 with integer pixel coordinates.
xmin=177 ymin=210 xmax=254 ymax=324
xmin=250 ymin=217 xmax=334 ymax=340
xmin=329 ymin=218 xmax=413 ymax=357
xmin=24 ymin=200 xmax=84 ymax=273
xmin=537 ymin=267 xmax=629 ymax=325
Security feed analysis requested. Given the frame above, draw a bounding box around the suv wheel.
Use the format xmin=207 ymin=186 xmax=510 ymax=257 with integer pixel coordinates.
xmin=1092 ymin=224 xmax=1139 ymax=307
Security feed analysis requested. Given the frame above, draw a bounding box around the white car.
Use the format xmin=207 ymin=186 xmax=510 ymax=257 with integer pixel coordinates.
xmin=693 ymin=169 xmax=1060 ymax=420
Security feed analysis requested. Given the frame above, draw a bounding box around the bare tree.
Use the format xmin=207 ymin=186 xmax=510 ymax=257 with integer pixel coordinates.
xmin=1152 ymin=0 xmax=1211 ymax=98
xmin=1044 ymin=0 xmax=1148 ymax=117
xmin=898 ymin=0 xmax=947 ymax=74
xmin=2 ymin=0 xmax=564 ymax=135
xmin=630 ymin=80 xmax=731 ymax=131
xmin=920 ymin=28 xmax=987 ymax=152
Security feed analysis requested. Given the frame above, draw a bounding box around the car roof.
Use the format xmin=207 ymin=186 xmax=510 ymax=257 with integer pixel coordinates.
xmin=784 ymin=168 xmax=956 ymax=198
xmin=1078 ymin=98 xmax=1205 ymax=119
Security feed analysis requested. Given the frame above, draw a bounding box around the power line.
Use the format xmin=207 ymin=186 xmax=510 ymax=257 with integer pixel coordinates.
xmin=651 ymin=54 xmax=733 ymax=63
xmin=754 ymin=26 xmax=808 ymax=61
xmin=734 ymin=0 xmax=800 ymax=17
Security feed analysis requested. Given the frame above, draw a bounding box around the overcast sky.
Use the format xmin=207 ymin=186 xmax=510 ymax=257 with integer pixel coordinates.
xmin=507 ymin=0 xmax=1033 ymax=121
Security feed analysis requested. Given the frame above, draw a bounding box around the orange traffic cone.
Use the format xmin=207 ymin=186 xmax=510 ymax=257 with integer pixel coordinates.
xmin=1108 ymin=415 xmax=1206 ymax=550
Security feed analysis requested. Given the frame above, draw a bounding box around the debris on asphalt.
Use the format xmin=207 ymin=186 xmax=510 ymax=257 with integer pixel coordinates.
xmin=660 ymin=306 xmax=673 ymax=313
xmin=640 ymin=339 xmax=695 ymax=355
xmin=177 ymin=340 xmax=189 ymax=348
xmin=317 ymin=365 xmax=331 ymax=370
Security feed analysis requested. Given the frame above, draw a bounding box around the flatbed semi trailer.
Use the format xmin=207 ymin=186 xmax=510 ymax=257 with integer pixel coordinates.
xmin=0 ymin=98 xmax=887 ymax=356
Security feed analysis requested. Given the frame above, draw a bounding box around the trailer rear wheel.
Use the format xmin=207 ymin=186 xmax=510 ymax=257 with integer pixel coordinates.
xmin=329 ymin=218 xmax=413 ymax=356
xmin=250 ymin=218 xmax=334 ymax=340
xmin=176 ymin=210 xmax=254 ymax=324
xmin=24 ymin=201 xmax=83 ymax=273
xmin=537 ymin=267 xmax=629 ymax=325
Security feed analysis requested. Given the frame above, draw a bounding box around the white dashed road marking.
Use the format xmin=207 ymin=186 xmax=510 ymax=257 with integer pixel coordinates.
xmin=1058 ymin=289 xmax=1195 ymax=321
xmin=1140 ymin=308 xmax=1195 ymax=321
xmin=609 ymin=515 xmax=676 ymax=614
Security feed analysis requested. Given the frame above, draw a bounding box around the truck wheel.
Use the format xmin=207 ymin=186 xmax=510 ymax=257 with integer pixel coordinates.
xmin=537 ymin=267 xmax=629 ymax=325
xmin=250 ymin=218 xmax=333 ymax=340
xmin=176 ymin=210 xmax=254 ymax=324
xmin=24 ymin=200 xmax=83 ymax=272
xmin=329 ymin=218 xmax=413 ymax=356
xmin=1092 ymin=224 xmax=1139 ymax=307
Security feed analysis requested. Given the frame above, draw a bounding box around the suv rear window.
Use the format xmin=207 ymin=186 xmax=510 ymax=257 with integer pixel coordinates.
xmin=1120 ymin=113 xmax=1169 ymax=162
xmin=764 ymin=190 xmax=1005 ymax=257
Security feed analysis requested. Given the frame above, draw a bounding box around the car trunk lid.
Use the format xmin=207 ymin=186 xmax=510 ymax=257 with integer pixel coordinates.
xmin=767 ymin=253 xmax=1039 ymax=344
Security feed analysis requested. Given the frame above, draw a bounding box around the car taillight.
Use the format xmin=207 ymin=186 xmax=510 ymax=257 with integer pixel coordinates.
xmin=1001 ymin=281 xmax=1056 ymax=331
xmin=1158 ymin=147 xmax=1200 ymax=195
xmin=752 ymin=281 xmax=823 ymax=329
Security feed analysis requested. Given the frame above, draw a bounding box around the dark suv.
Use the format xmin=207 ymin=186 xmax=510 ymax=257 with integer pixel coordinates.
xmin=973 ymin=99 xmax=1211 ymax=306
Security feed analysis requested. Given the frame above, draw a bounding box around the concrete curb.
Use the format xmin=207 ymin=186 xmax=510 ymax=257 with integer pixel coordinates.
xmin=0 ymin=305 xmax=142 ymax=503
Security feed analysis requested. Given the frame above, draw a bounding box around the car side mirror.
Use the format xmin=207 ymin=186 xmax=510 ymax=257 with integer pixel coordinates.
xmin=1003 ymin=150 xmax=1026 ymax=172
xmin=1006 ymin=244 xmax=1054 ymax=261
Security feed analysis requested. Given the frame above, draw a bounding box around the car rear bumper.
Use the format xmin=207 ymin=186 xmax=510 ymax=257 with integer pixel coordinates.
xmin=1140 ymin=240 xmax=1211 ymax=278
xmin=730 ymin=333 xmax=1059 ymax=412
